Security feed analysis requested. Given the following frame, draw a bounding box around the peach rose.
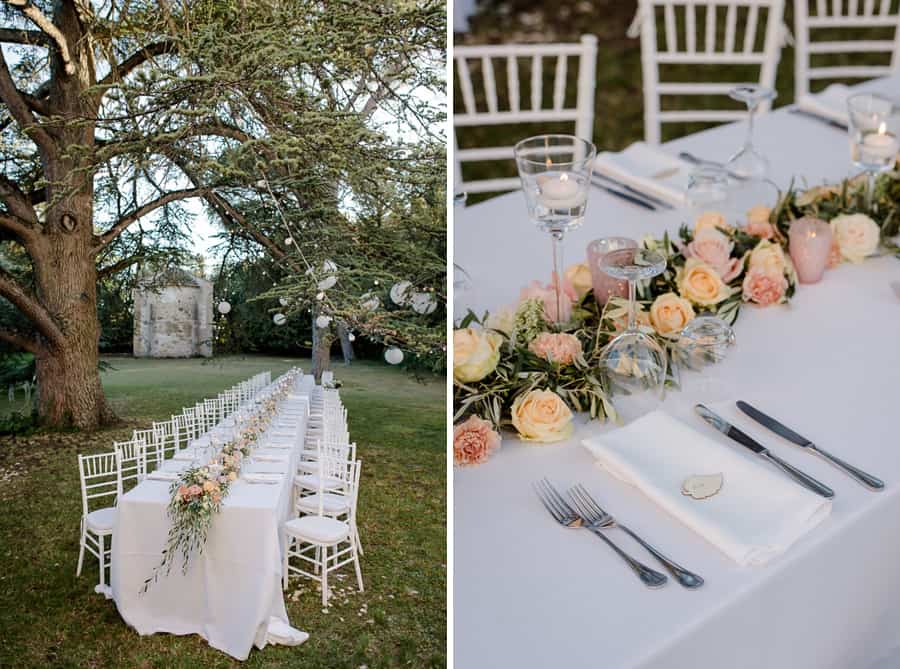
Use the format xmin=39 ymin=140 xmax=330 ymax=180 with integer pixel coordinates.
xmin=519 ymin=280 xmax=576 ymax=323
xmin=453 ymin=327 xmax=503 ymax=383
xmin=685 ymin=228 xmax=742 ymax=281
xmin=178 ymin=485 xmax=190 ymax=502
xmin=694 ymin=211 xmax=732 ymax=235
xmin=228 ymin=471 xmax=238 ymax=481
xmin=827 ymin=238 xmax=842 ymax=268
xmin=453 ymin=415 xmax=501 ymax=466
xmin=746 ymin=220 xmax=775 ymax=240
xmin=649 ymin=292 xmax=695 ymax=337
xmin=748 ymin=240 xmax=787 ymax=275
xmin=528 ymin=332 xmax=582 ymax=365
xmin=830 ymin=213 xmax=880 ymax=263
xmin=485 ymin=305 xmax=516 ymax=335
xmin=677 ymin=258 xmax=731 ymax=306
xmin=742 ymin=267 xmax=787 ymax=306
xmin=511 ymin=389 xmax=573 ymax=443
xmin=564 ymin=263 xmax=593 ymax=300
xmin=746 ymin=204 xmax=771 ymax=225
xmin=187 ymin=484 xmax=202 ymax=499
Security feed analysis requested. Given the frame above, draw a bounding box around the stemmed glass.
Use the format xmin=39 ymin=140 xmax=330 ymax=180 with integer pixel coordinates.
xmin=686 ymin=166 xmax=731 ymax=226
xmin=598 ymin=248 xmax=668 ymax=420
xmin=847 ymin=93 xmax=899 ymax=211
xmin=515 ymin=134 xmax=596 ymax=326
xmin=725 ymin=85 xmax=777 ymax=181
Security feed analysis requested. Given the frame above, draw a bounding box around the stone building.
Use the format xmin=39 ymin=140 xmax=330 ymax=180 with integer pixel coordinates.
xmin=133 ymin=269 xmax=213 ymax=358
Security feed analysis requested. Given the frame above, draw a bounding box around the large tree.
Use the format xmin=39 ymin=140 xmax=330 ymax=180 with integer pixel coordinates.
xmin=0 ymin=0 xmax=444 ymax=429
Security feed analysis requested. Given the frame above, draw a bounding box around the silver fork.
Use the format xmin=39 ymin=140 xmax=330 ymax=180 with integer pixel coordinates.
xmin=568 ymin=484 xmax=704 ymax=589
xmin=533 ymin=478 xmax=667 ymax=588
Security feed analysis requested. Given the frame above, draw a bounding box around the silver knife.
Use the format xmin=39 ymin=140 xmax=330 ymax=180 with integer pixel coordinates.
xmin=736 ymin=401 xmax=884 ymax=491
xmin=593 ymin=174 xmax=675 ymax=210
xmin=590 ymin=178 xmax=657 ymax=211
xmin=694 ymin=404 xmax=835 ymax=499
xmin=788 ymin=107 xmax=848 ymax=132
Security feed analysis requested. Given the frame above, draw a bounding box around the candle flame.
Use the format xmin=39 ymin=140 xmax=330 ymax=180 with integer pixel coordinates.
xmin=878 ymin=122 xmax=887 ymax=135
xmin=545 ymin=157 xmax=553 ymax=169
xmin=559 ymin=173 xmax=569 ymax=183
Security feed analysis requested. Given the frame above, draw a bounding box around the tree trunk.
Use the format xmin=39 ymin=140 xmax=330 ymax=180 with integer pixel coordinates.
xmin=31 ymin=192 xmax=113 ymax=430
xmin=336 ymin=321 xmax=354 ymax=365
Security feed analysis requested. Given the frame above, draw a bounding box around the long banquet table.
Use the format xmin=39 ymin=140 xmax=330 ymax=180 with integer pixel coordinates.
xmin=111 ymin=373 xmax=315 ymax=660
xmin=454 ymin=75 xmax=900 ymax=669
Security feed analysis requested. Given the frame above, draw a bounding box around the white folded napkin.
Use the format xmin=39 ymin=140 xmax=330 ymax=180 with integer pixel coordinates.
xmin=244 ymin=472 xmax=283 ymax=484
xmin=189 ymin=436 xmax=211 ymax=449
xmin=594 ymin=142 xmax=692 ymax=207
xmin=582 ymin=410 xmax=831 ymax=566
xmin=795 ymin=83 xmax=850 ymax=125
xmin=147 ymin=471 xmax=179 ymax=482
xmin=264 ymin=441 xmax=292 ymax=450
xmin=172 ymin=450 xmax=199 ymax=462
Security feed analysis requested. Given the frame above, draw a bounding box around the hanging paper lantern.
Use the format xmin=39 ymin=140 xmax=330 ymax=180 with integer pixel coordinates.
xmin=316 ymin=292 xmax=325 ymax=301
xmin=348 ymin=333 xmax=356 ymax=342
xmin=384 ymin=347 xmax=404 ymax=365
xmin=315 ymin=315 xmax=332 ymax=329
xmin=273 ymin=313 xmax=287 ymax=325
xmin=410 ymin=292 xmax=438 ymax=315
xmin=317 ymin=275 xmax=337 ymax=291
xmin=360 ymin=292 xmax=380 ymax=311
xmin=322 ymin=259 xmax=337 ymax=274
xmin=279 ymin=297 xmax=289 ymax=307
xmin=285 ymin=237 xmax=293 ymax=245
xmin=390 ymin=280 xmax=413 ymax=306
xmin=217 ymin=301 xmax=232 ymax=315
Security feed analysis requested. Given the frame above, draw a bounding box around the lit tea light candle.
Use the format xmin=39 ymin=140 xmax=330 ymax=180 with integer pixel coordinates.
xmin=536 ymin=172 xmax=584 ymax=210
xmin=789 ymin=217 xmax=832 ymax=284
xmin=861 ymin=123 xmax=899 ymax=163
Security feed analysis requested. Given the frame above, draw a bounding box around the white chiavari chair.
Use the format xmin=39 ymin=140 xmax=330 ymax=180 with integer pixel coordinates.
xmin=454 ymin=35 xmax=598 ymax=194
xmin=283 ymin=457 xmax=364 ymax=606
xmin=794 ymin=0 xmax=900 ymax=98
xmin=115 ymin=437 xmax=148 ymax=491
xmin=632 ymin=0 xmax=787 ymax=144
xmin=294 ymin=441 xmax=357 ymax=493
xmin=152 ymin=418 xmax=180 ymax=463
xmin=76 ymin=451 xmax=121 ymax=596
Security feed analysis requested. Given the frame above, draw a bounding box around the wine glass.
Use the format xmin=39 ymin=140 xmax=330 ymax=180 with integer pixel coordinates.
xmin=725 ymin=85 xmax=777 ymax=181
xmin=686 ymin=166 xmax=731 ymax=227
xmin=515 ymin=134 xmax=596 ymax=327
xmin=847 ymin=93 xmax=899 ymax=211
xmin=598 ymin=248 xmax=668 ymax=421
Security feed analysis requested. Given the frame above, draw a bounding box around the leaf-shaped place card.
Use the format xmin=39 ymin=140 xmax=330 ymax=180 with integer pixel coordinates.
xmin=681 ymin=473 xmax=724 ymax=500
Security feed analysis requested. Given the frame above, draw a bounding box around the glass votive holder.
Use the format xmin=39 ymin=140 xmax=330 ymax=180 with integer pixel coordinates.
xmin=789 ymin=217 xmax=832 ymax=284
xmin=586 ymin=237 xmax=638 ymax=306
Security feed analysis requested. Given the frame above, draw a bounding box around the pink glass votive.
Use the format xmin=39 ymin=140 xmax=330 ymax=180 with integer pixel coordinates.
xmin=586 ymin=237 xmax=638 ymax=305
xmin=789 ymin=217 xmax=833 ymax=284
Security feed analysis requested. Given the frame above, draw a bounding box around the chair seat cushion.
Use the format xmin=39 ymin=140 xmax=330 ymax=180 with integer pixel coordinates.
xmin=284 ymin=515 xmax=349 ymax=544
xmin=296 ymin=492 xmax=351 ymax=514
xmin=294 ymin=473 xmax=343 ymax=490
xmin=86 ymin=507 xmax=116 ymax=534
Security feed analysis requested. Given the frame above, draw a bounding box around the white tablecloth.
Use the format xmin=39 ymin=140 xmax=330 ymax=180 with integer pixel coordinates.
xmin=111 ymin=376 xmax=311 ymax=660
xmin=454 ymin=75 xmax=900 ymax=669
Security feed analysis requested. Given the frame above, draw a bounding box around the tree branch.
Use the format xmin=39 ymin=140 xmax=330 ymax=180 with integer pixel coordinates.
xmin=0 ymin=174 xmax=39 ymax=226
xmin=0 ymin=267 xmax=63 ymax=347
xmin=0 ymin=326 xmax=44 ymax=355
xmin=0 ymin=27 xmax=50 ymax=46
xmin=0 ymin=213 xmax=34 ymax=240
xmin=0 ymin=48 xmax=54 ymax=153
xmin=97 ymin=255 xmax=143 ymax=278
xmin=98 ymin=40 xmax=176 ymax=89
xmin=4 ymin=0 xmax=75 ymax=75
xmin=94 ymin=187 xmax=207 ymax=250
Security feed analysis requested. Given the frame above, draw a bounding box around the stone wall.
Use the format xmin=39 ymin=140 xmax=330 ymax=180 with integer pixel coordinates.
xmin=133 ymin=274 xmax=213 ymax=358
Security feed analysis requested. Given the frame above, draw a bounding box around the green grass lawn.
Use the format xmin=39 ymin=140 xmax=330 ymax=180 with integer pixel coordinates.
xmin=0 ymin=355 xmax=446 ymax=669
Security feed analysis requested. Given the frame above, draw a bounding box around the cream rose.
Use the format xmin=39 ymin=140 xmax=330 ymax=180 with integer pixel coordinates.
xmin=485 ymin=305 xmax=516 ymax=335
xmin=694 ymin=210 xmax=732 ymax=235
xmin=649 ymin=292 xmax=696 ymax=336
xmin=748 ymin=239 xmax=787 ymax=275
xmin=453 ymin=327 xmax=503 ymax=383
xmin=830 ymin=213 xmax=880 ymax=264
xmin=511 ymin=389 xmax=573 ymax=443
xmin=677 ymin=258 xmax=731 ymax=306
xmin=564 ymin=263 xmax=593 ymax=300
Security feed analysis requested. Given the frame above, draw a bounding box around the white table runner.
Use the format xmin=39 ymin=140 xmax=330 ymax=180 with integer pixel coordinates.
xmin=111 ymin=376 xmax=311 ymax=660
xmin=454 ymin=74 xmax=900 ymax=669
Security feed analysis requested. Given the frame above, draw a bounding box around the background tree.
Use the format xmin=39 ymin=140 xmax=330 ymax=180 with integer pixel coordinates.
xmin=0 ymin=0 xmax=445 ymax=428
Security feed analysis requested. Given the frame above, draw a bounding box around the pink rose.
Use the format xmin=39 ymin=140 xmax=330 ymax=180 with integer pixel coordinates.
xmin=685 ymin=229 xmax=742 ymax=282
xmin=453 ymin=415 xmax=501 ymax=466
xmin=519 ymin=278 xmax=576 ymax=323
xmin=742 ymin=267 xmax=787 ymax=306
xmin=187 ymin=484 xmax=203 ymax=499
xmin=746 ymin=220 xmax=775 ymax=240
xmin=528 ymin=332 xmax=582 ymax=365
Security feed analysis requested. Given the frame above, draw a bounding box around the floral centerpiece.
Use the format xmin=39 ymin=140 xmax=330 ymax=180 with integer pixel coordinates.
xmin=453 ymin=167 xmax=899 ymax=466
